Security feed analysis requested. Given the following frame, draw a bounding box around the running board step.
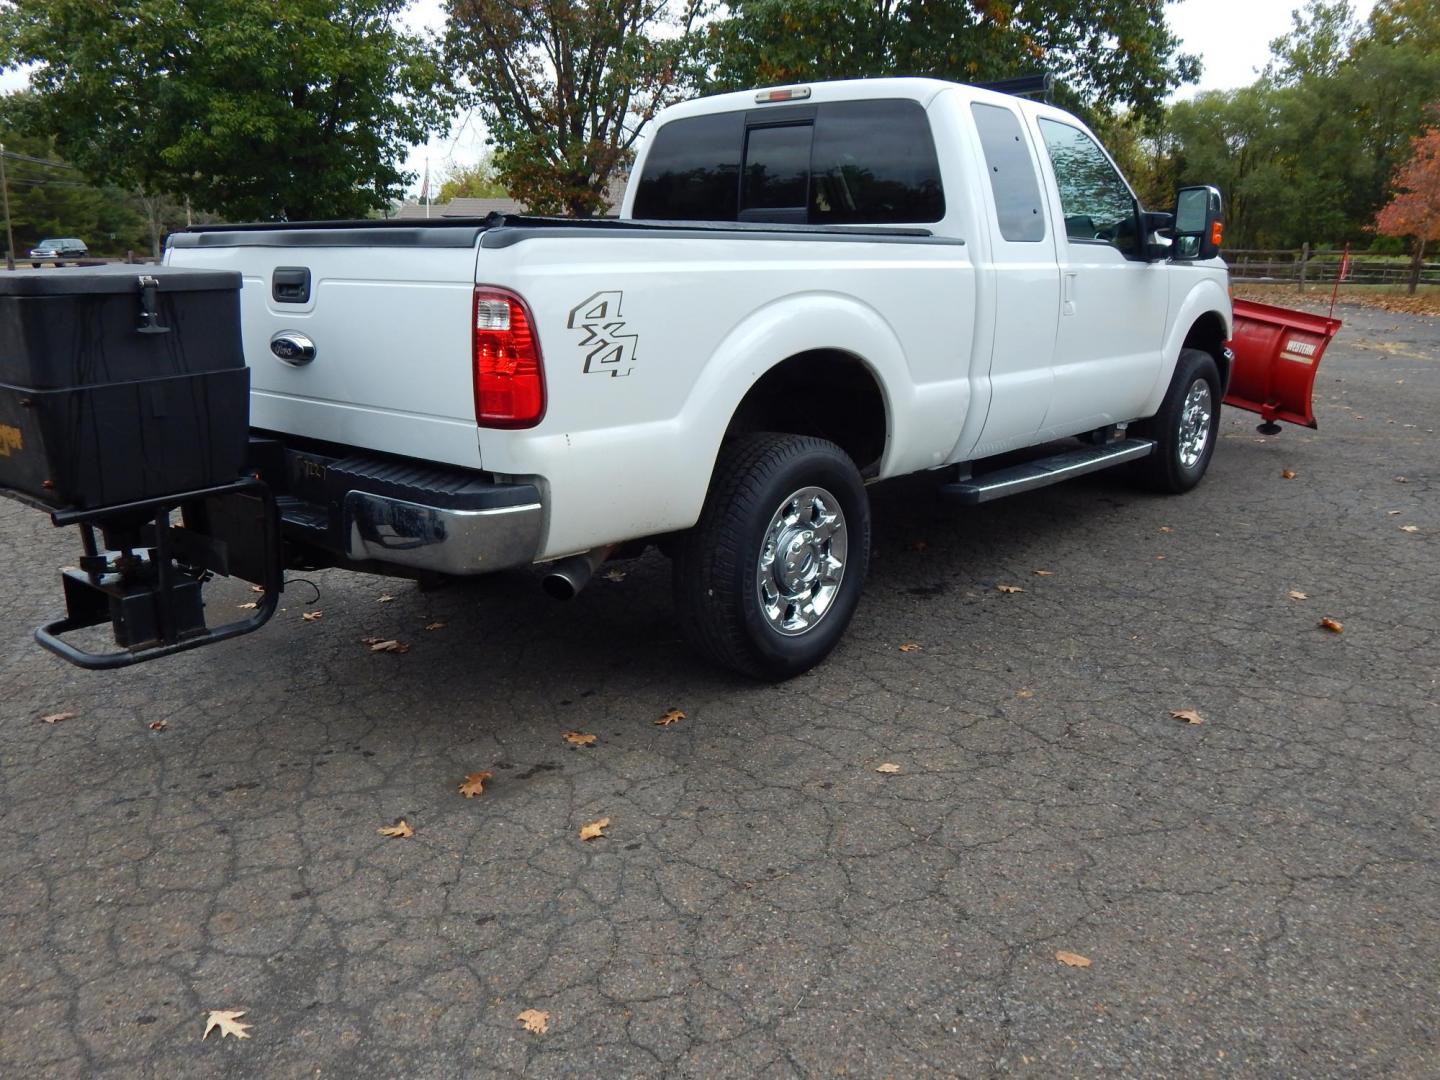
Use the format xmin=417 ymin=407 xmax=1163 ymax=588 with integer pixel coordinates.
xmin=940 ymin=438 xmax=1155 ymax=505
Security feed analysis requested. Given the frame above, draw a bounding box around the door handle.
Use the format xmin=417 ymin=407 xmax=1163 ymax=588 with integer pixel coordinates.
xmin=1062 ymin=272 xmax=1078 ymax=317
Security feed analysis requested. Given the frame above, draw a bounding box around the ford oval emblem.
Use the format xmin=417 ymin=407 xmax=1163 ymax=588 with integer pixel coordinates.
xmin=270 ymin=330 xmax=316 ymax=366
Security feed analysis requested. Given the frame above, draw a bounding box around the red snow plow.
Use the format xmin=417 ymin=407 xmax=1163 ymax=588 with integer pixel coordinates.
xmin=1225 ymin=298 xmax=1342 ymax=434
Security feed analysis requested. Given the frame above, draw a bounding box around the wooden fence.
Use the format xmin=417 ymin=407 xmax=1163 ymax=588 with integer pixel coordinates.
xmin=1227 ymin=245 xmax=1440 ymax=288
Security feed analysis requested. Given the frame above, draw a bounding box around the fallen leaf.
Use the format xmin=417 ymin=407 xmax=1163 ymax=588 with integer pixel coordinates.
xmin=579 ymin=817 xmax=610 ymax=841
xmin=1055 ymin=950 xmax=1092 ymax=969
xmin=378 ymin=819 xmax=414 ymax=838
xmin=424 ymin=621 xmax=445 ymax=631
xmin=875 ymin=762 xmax=902 ymax=774
xmin=1281 ymin=469 xmax=1297 ymax=480
xmin=458 ymin=771 xmax=492 ymax=798
xmin=1171 ymin=708 xmax=1204 ymax=725
xmin=1287 ymin=590 xmax=1308 ymax=601
xmin=1387 ymin=510 xmax=1402 ymax=516
xmin=250 ymin=584 xmax=265 ymax=594
xmin=1159 ymin=526 xmax=1173 ymax=533
xmin=601 ymin=567 xmax=626 ymax=582
xmin=1032 ymin=569 xmax=1054 ymax=576
xmin=899 ymin=642 xmax=923 ymax=653
xmin=1395 ymin=476 xmax=1409 ymax=483
xmin=516 ymin=1008 xmax=550 ymax=1035
xmin=997 ymin=584 xmax=1024 ymax=594
xmin=301 ymin=611 xmax=322 ymax=621
xmin=1320 ymin=617 xmax=1344 ymax=634
xmin=562 ymin=731 xmax=598 ymax=747
xmin=203 ymin=1009 xmax=251 ymax=1040
xmin=40 ymin=711 xmax=76 ymax=724
xmin=1400 ymin=525 xmax=1420 ymax=533
xmin=369 ymin=639 xmax=409 ymax=654
xmin=237 ymin=601 xmax=258 ymax=610
xmin=148 ymin=720 xmax=167 ymax=732
xmin=1017 ymin=689 xmax=1035 ymax=699
xmin=654 ymin=709 xmax=685 ymax=727
xmin=377 ymin=593 xmax=396 ymax=603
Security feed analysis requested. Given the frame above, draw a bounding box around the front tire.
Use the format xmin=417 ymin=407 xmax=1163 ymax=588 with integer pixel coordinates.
xmin=1132 ymin=348 xmax=1222 ymax=494
xmin=673 ymin=433 xmax=871 ymax=680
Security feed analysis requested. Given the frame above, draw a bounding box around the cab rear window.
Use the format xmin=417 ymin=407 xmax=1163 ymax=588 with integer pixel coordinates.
xmin=633 ymin=100 xmax=944 ymax=225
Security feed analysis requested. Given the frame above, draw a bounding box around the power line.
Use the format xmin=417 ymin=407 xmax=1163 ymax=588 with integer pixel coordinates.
xmin=4 ymin=175 xmax=93 ymax=188
xmin=0 ymin=149 xmax=78 ymax=170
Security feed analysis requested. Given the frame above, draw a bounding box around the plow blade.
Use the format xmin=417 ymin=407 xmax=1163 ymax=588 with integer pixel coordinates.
xmin=1225 ymin=298 xmax=1341 ymax=432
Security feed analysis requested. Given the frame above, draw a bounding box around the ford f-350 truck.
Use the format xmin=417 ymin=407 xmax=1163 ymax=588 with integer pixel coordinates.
xmin=2 ymin=77 xmax=1242 ymax=678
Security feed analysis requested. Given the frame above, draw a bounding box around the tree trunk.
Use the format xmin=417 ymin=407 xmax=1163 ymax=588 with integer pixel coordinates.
xmin=1409 ymin=237 xmax=1427 ymax=296
xmin=138 ymin=191 xmax=163 ymax=260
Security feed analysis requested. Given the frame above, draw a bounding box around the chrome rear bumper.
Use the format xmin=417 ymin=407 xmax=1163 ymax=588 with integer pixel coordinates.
xmin=343 ymin=490 xmax=542 ymax=576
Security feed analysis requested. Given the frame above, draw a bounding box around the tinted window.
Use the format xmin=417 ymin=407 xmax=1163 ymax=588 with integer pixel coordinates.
xmin=636 ymin=100 xmax=944 ymax=225
xmin=970 ymin=103 xmax=1045 ymax=242
xmin=809 ymin=100 xmax=944 ymax=224
xmin=742 ymin=124 xmax=812 ymax=220
xmin=631 ymin=112 xmax=743 ymax=220
xmin=1037 ymin=118 xmax=1139 ymax=256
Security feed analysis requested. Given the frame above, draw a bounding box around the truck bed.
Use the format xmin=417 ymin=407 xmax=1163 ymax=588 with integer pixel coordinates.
xmin=168 ymin=214 xmax=976 ymax=558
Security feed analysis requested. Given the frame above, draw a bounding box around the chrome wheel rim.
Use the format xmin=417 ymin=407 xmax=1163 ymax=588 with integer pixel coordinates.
xmin=756 ymin=485 xmax=847 ymax=636
xmin=1177 ymin=379 xmax=1213 ymax=469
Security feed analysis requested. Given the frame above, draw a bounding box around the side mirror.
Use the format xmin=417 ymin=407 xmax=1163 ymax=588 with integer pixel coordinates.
xmin=1171 ymin=185 xmax=1224 ymax=260
xmin=1142 ymin=211 xmax=1175 ymax=261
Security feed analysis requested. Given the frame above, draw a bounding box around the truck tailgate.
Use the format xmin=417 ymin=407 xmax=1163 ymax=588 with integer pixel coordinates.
xmin=167 ymin=239 xmax=482 ymax=468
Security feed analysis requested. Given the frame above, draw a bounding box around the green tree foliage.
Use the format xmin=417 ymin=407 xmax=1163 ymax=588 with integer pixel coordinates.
xmin=445 ymin=0 xmax=706 ymax=217
xmin=705 ymin=0 xmax=1199 ymax=120
xmin=1126 ymin=0 xmax=1440 ymax=249
xmin=1265 ymin=0 xmax=1358 ymax=85
xmin=0 ymin=0 xmax=451 ymax=222
xmin=436 ymin=157 xmax=509 ymax=202
xmin=0 ymin=101 xmax=148 ymax=257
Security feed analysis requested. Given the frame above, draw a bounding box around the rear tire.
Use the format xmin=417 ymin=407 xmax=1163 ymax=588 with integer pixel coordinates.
xmin=1132 ymin=348 xmax=1222 ymax=494
xmin=673 ymin=433 xmax=870 ymax=680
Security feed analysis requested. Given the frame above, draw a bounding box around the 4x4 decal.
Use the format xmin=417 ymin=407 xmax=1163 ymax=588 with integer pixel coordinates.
xmin=567 ymin=291 xmax=638 ymax=377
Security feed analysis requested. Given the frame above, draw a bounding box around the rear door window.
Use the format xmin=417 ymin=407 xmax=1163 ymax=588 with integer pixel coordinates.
xmin=970 ymin=103 xmax=1046 ymax=242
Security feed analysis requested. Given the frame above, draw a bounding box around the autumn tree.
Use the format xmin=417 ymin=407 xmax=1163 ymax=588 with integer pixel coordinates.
xmin=705 ymin=0 xmax=1199 ymax=121
xmin=1375 ymin=124 xmax=1440 ymax=294
xmin=0 ymin=0 xmax=450 ymax=231
xmin=445 ymin=0 xmax=706 ymax=217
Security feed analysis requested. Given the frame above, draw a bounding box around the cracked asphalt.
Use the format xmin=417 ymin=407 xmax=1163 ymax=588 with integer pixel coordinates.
xmin=2 ymin=304 xmax=1437 ymax=1078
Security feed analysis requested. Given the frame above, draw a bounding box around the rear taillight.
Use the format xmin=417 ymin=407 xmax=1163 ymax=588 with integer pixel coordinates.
xmin=473 ymin=286 xmax=545 ymax=428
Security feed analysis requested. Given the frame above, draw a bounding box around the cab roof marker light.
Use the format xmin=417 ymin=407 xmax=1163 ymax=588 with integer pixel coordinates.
xmin=755 ymin=87 xmax=811 ymax=103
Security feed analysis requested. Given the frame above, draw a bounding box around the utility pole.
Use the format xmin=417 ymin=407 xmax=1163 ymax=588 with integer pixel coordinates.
xmin=0 ymin=143 xmax=16 ymax=271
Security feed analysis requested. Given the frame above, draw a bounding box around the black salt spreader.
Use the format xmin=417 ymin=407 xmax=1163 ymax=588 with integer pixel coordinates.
xmin=0 ymin=265 xmax=283 ymax=668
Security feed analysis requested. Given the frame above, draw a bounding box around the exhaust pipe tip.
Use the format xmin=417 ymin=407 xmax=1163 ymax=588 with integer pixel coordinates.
xmin=541 ymin=546 xmax=615 ymax=601
xmin=541 ymin=572 xmax=580 ymax=601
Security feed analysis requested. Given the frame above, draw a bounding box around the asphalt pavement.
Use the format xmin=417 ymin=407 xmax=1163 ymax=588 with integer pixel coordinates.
xmin=1 ymin=303 xmax=1436 ymax=1078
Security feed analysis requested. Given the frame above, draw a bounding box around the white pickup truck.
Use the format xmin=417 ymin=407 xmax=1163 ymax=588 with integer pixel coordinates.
xmin=153 ymin=77 xmax=1232 ymax=678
